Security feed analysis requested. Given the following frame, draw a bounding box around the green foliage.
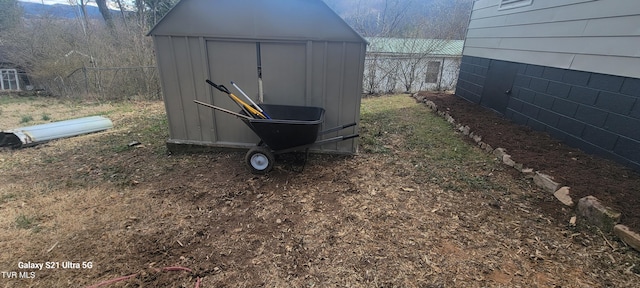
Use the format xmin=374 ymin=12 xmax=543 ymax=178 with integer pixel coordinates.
xmin=15 ymin=214 xmax=36 ymax=229
xmin=41 ymin=113 xmax=51 ymax=121
xmin=360 ymin=95 xmax=502 ymax=193
xmin=20 ymin=115 xmax=34 ymax=123
xmin=1 ymin=193 xmax=16 ymax=204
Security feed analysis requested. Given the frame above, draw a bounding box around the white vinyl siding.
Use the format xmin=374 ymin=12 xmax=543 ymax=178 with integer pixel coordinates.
xmin=464 ymin=0 xmax=640 ymax=78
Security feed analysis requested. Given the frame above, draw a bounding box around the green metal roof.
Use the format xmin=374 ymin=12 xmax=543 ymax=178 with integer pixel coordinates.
xmin=365 ymin=37 xmax=464 ymax=56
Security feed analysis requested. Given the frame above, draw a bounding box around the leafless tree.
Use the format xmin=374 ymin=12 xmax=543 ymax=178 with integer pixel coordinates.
xmin=96 ymin=0 xmax=115 ymax=30
xmin=1 ymin=0 xmax=173 ymax=99
xmin=354 ymin=0 xmax=472 ymax=93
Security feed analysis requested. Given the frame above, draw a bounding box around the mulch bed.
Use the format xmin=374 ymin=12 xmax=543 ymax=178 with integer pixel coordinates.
xmin=417 ymin=92 xmax=640 ymax=231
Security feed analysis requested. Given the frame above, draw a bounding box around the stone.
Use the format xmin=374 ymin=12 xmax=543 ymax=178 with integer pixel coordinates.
xmin=553 ymin=186 xmax=574 ymax=206
xmin=513 ymin=162 xmax=524 ymax=171
xmin=493 ymin=147 xmax=507 ymax=159
xmin=533 ymin=172 xmax=560 ymax=193
xmin=576 ymin=196 xmax=621 ymax=232
xmin=484 ymin=144 xmax=493 ymax=153
xmin=613 ymin=224 xmax=640 ymax=252
xmin=445 ymin=114 xmax=455 ymax=124
xmin=462 ymin=126 xmax=471 ymax=135
xmin=502 ymin=154 xmax=516 ymax=167
xmin=424 ymin=100 xmax=437 ymax=110
xmin=521 ymin=168 xmax=535 ymax=178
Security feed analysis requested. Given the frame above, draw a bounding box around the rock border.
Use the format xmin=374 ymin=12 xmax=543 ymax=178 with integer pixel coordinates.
xmin=413 ymin=94 xmax=640 ymax=253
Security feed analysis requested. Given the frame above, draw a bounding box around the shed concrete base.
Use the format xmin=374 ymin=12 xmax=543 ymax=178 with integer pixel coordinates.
xmin=166 ymin=140 xmax=357 ymax=156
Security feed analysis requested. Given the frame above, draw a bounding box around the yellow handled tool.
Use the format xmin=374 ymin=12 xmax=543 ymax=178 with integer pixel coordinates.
xmin=206 ymin=80 xmax=266 ymax=119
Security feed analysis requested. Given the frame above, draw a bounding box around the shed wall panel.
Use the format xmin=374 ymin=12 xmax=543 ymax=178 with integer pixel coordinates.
xmin=155 ymin=36 xmax=187 ymax=141
xmin=309 ymin=42 xmax=327 ymax=109
xmin=173 ymin=37 xmax=203 ymax=141
xmin=337 ymin=42 xmax=364 ymax=152
xmin=321 ymin=42 xmax=348 ymax=152
xmin=260 ymin=42 xmax=307 ymax=106
xmin=207 ymin=40 xmax=260 ymax=145
xmin=192 ymin=37 xmax=215 ymax=143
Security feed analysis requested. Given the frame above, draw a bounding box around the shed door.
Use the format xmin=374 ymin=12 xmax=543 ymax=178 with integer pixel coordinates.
xmin=260 ymin=42 xmax=307 ymax=106
xmin=480 ymin=60 xmax=519 ymax=115
xmin=206 ymin=41 xmax=308 ymax=145
xmin=207 ymin=41 xmax=260 ymax=144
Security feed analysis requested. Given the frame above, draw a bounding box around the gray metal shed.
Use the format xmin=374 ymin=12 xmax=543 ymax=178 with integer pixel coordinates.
xmin=148 ymin=0 xmax=366 ymax=154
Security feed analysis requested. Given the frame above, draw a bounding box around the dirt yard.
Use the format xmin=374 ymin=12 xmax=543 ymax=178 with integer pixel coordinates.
xmin=0 ymin=93 xmax=639 ymax=287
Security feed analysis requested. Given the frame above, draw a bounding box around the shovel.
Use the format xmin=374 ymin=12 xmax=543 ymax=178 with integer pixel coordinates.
xmin=231 ymin=81 xmax=271 ymax=119
xmin=206 ymin=80 xmax=267 ymax=119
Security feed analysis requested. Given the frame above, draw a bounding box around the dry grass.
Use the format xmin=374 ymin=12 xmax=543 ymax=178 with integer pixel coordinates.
xmin=0 ymin=94 xmax=638 ymax=287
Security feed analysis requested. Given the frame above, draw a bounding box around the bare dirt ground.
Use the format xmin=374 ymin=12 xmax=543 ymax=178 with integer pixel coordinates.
xmin=418 ymin=92 xmax=640 ymax=231
xmin=0 ymin=93 xmax=639 ymax=287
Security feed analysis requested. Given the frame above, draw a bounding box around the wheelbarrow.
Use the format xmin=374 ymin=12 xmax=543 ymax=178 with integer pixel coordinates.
xmin=195 ymin=82 xmax=359 ymax=174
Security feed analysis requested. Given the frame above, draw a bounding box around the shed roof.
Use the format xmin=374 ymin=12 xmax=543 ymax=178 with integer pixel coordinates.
xmin=148 ymin=0 xmax=366 ymax=43
xmin=366 ymin=37 xmax=464 ymax=56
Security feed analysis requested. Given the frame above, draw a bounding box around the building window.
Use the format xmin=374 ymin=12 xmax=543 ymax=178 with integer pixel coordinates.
xmin=499 ymin=0 xmax=533 ymax=10
xmin=425 ymin=61 xmax=440 ymax=83
xmin=1 ymin=69 xmax=20 ymax=91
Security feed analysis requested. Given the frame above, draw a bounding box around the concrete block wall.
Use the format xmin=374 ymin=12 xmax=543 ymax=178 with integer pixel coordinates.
xmin=456 ymin=55 xmax=490 ymax=104
xmin=456 ymin=56 xmax=640 ymax=171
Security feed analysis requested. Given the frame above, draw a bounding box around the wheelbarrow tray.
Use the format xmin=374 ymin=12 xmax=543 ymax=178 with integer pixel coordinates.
xmin=240 ymin=104 xmax=325 ymax=151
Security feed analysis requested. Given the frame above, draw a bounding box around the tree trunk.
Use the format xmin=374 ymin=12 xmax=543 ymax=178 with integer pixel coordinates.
xmin=96 ymin=0 xmax=114 ymax=30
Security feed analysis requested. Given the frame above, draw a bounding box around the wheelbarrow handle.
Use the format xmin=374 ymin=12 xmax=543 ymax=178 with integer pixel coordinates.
xmin=206 ymin=79 xmax=230 ymax=94
xmin=193 ymin=100 xmax=252 ymax=120
xmin=342 ymin=134 xmax=359 ymax=141
xmin=318 ymin=122 xmax=357 ymax=135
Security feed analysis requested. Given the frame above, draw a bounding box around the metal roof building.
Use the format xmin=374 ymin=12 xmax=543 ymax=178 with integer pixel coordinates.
xmin=366 ymin=37 xmax=464 ymax=56
xmin=148 ymin=0 xmax=367 ymax=154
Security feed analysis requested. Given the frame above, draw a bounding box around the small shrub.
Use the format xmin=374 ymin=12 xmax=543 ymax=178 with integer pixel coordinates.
xmin=15 ymin=214 xmax=35 ymax=229
xmin=41 ymin=113 xmax=51 ymax=121
xmin=20 ymin=115 xmax=34 ymax=123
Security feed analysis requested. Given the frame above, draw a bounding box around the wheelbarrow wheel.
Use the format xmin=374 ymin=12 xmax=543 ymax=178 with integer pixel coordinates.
xmin=245 ymin=146 xmax=275 ymax=174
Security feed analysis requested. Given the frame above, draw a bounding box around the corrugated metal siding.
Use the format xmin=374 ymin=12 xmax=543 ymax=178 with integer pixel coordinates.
xmin=153 ymin=36 xmax=365 ymax=153
xmin=206 ymin=40 xmax=261 ymax=146
xmin=150 ymin=0 xmax=365 ymax=154
xmin=261 ymin=42 xmax=307 ymax=106
xmin=465 ymin=0 xmax=640 ymax=78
